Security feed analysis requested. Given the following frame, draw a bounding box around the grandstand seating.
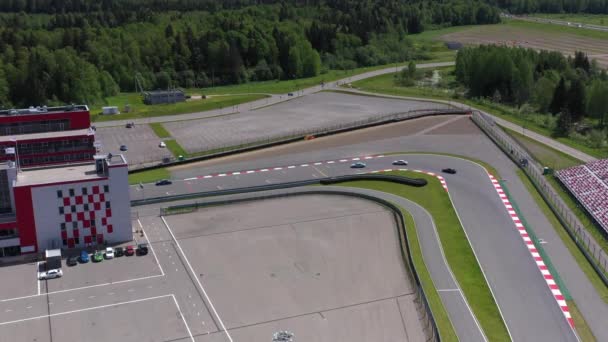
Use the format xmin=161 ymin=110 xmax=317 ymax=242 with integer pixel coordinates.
xmin=555 ymin=160 xmax=608 ymax=232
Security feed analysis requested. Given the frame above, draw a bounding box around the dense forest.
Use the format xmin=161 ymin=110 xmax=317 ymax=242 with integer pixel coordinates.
xmin=455 ymin=45 xmax=608 ymax=138
xmin=0 ymin=0 xmax=500 ymax=108
xmin=489 ymin=0 xmax=608 ymax=14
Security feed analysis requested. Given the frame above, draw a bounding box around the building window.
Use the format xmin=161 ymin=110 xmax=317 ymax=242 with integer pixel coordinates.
xmin=72 ymin=222 xmax=78 ymax=229
xmin=59 ymin=207 xmax=64 ymax=214
xmin=70 ymin=205 xmax=76 ymax=213
xmin=82 ymin=187 xmax=88 ymax=195
xmin=105 ymin=201 xmax=111 ymax=209
xmin=69 ymin=189 xmax=75 ymax=196
xmin=103 ymin=185 xmax=109 ymax=193
xmin=90 ymin=220 xmax=96 ymax=227
xmin=74 ymin=237 xmax=79 ymax=244
xmin=57 ymin=190 xmax=63 ymax=198
xmin=60 ymin=223 xmax=66 ymax=230
xmin=62 ymin=239 xmax=67 ymax=246
xmin=84 ymin=204 xmax=89 ymax=211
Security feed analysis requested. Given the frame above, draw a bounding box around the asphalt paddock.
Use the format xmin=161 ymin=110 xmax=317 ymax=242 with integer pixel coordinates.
xmin=0 ymin=295 xmax=191 ymax=342
xmin=164 ymin=194 xmax=424 ymax=342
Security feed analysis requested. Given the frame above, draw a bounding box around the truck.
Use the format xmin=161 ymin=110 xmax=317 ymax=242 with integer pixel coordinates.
xmin=45 ymin=249 xmax=62 ymax=270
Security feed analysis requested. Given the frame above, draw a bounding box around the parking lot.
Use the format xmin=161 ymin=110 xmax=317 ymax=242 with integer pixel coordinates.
xmin=0 ymin=262 xmax=39 ymax=300
xmin=94 ymin=124 xmax=172 ymax=168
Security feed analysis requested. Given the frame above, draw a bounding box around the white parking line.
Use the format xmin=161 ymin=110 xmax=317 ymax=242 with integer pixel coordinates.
xmin=36 ymin=262 xmax=41 ymax=296
xmin=171 ymin=295 xmax=195 ymax=342
xmin=0 ymin=294 xmax=174 ymax=326
xmin=161 ymin=216 xmax=234 ymax=342
xmin=139 ymin=219 xmax=165 ymax=276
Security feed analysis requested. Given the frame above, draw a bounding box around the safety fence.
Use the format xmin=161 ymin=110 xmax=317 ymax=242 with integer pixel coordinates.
xmin=129 ymin=107 xmax=469 ymax=172
xmin=159 ymin=186 xmax=440 ymax=341
xmin=471 ymin=111 xmax=608 ymax=286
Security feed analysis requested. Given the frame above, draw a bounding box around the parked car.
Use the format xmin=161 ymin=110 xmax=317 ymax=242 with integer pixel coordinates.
xmin=159 ymin=141 xmax=166 ymax=148
xmin=125 ymin=245 xmax=135 ymax=256
xmin=155 ymin=179 xmax=172 ymax=186
xmin=392 ymin=160 xmax=408 ymax=166
xmin=126 ymin=122 xmax=134 ymax=128
xmin=105 ymin=247 xmax=114 ymax=259
xmin=67 ymin=256 xmax=78 ymax=266
xmin=287 ymin=92 xmax=294 ymax=96
xmin=442 ymin=168 xmax=457 ymax=174
xmin=120 ymin=145 xmax=128 ymax=151
xmin=38 ymin=269 xmax=63 ymax=280
xmin=350 ymin=162 xmax=366 ymax=168
xmin=79 ymin=250 xmax=90 ymax=263
xmin=93 ymin=250 xmax=104 ymax=262
xmin=114 ymin=247 xmax=124 ymax=257
xmin=137 ymin=243 xmax=149 ymax=256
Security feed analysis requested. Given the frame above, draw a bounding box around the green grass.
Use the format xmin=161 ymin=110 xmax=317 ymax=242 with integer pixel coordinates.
xmin=89 ymin=93 xmax=267 ymax=122
xmin=398 ymin=207 xmax=458 ymax=341
xmin=532 ymin=13 xmax=608 ymax=27
xmin=504 ymin=18 xmax=608 ymax=40
xmin=335 ymin=171 xmax=509 ymax=341
xmin=164 ymin=139 xmax=188 ymax=158
xmin=567 ymin=300 xmax=597 ymax=342
xmin=128 ymin=167 xmax=170 ymax=185
xmin=189 ymin=56 xmax=455 ymax=96
xmin=504 ymin=126 xmax=608 ymax=258
xmin=504 ymin=128 xmax=582 ymax=170
xmin=149 ymin=123 xmax=172 ymax=138
xmin=351 ymin=71 xmax=608 ymax=159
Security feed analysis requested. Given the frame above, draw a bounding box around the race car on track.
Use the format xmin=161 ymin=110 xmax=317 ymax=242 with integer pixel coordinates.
xmin=392 ymin=160 xmax=408 ymax=166
xmin=350 ymin=162 xmax=366 ymax=168
xmin=442 ymin=168 xmax=457 ymax=174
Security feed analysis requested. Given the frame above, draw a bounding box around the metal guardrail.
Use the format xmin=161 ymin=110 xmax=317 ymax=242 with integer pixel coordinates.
xmin=471 ymin=111 xmax=608 ymax=286
xmin=157 ymin=185 xmax=440 ymax=341
xmin=130 ymin=107 xmax=469 ymax=173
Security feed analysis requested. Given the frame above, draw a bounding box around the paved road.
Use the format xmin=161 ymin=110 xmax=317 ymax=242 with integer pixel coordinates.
xmin=510 ymin=15 xmax=608 ymax=33
xmin=93 ymin=61 xmax=454 ymax=128
xmin=133 ymin=153 xmax=578 ymax=341
xmin=337 ymin=88 xmax=597 ymax=163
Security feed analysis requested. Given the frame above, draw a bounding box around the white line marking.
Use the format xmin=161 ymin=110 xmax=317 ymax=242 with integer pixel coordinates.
xmin=36 ymin=262 xmax=41 ymax=296
xmin=246 ymin=170 xmax=255 ymax=174
xmin=218 ymin=174 xmax=226 ymax=177
xmin=203 ymin=175 xmax=212 ymax=179
xmin=161 ymin=216 xmax=234 ymax=342
xmin=67 ymin=299 xmax=74 ymax=302
xmin=300 ymin=164 xmax=309 ymax=167
xmin=260 ymin=169 xmax=269 ymax=172
xmin=26 ymin=306 xmax=32 ymax=309
xmin=108 ymin=292 xmax=115 ymax=296
xmin=184 ymin=177 xmax=197 ymax=181
xmin=88 ymin=296 xmax=96 ymax=299
xmin=171 ymin=294 xmax=195 ymax=342
xmin=139 ymin=219 xmax=165 ymax=276
xmin=437 ymin=289 xmax=461 ymax=292
xmin=0 ymin=294 xmax=174 ymax=326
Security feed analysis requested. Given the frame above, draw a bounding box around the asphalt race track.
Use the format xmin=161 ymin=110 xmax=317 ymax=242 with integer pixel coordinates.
xmin=132 ymin=144 xmax=578 ymax=341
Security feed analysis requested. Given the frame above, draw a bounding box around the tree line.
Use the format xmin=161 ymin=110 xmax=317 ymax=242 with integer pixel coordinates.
xmin=0 ymin=0 xmax=500 ymax=107
xmin=488 ymin=0 xmax=608 ymax=14
xmin=455 ymin=45 xmax=608 ymax=137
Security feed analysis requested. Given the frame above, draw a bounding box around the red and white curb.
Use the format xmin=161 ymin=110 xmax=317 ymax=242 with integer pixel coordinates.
xmin=488 ymin=174 xmax=574 ymax=328
xmin=369 ymin=168 xmax=448 ymax=191
xmin=183 ymin=154 xmax=385 ymax=181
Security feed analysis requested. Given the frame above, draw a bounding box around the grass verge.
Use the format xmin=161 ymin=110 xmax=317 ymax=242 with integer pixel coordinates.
xmin=567 ymin=300 xmax=597 ymax=342
xmin=335 ymin=170 xmax=509 ymax=341
xmin=165 ymin=140 xmax=188 ymax=158
xmin=504 ymin=128 xmax=582 ymax=170
xmin=398 ymin=207 xmax=458 ymax=341
xmin=128 ymin=168 xmax=170 ymax=185
xmin=532 ymin=13 xmax=608 ymax=27
xmin=149 ymin=123 xmax=172 ymax=138
xmin=90 ymin=93 xmax=267 ymax=122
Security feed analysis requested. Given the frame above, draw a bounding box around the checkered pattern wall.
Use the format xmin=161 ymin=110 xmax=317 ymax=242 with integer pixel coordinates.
xmin=56 ymin=184 xmax=112 ymax=248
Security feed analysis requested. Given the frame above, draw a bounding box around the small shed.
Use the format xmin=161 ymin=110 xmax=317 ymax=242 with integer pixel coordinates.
xmin=143 ymin=90 xmax=186 ymax=105
xmin=102 ymin=106 xmax=120 ymax=115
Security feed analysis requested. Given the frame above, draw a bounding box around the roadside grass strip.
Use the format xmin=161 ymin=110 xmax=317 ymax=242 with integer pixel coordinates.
xmin=336 ymin=170 xmax=510 ymax=342
xmin=488 ymin=174 xmax=575 ymax=329
xmin=128 ymin=168 xmax=170 ymax=184
xmin=149 ymin=123 xmax=172 ymax=138
xmin=164 ymin=140 xmax=189 ymax=158
xmin=398 ymin=207 xmax=458 ymax=342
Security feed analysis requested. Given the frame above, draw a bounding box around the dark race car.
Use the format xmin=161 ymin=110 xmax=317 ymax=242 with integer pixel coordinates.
xmin=442 ymin=168 xmax=457 ymax=174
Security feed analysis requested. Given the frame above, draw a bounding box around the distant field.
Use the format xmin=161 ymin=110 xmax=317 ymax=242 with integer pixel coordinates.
xmin=440 ymin=20 xmax=608 ymax=67
xmin=534 ymin=13 xmax=608 ymax=26
xmin=89 ymin=93 xmax=267 ymax=122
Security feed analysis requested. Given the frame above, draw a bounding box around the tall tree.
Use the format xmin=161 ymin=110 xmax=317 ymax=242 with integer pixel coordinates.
xmin=567 ymin=78 xmax=586 ymax=121
xmin=587 ymin=80 xmax=608 ymax=127
xmin=549 ymin=77 xmax=567 ymax=115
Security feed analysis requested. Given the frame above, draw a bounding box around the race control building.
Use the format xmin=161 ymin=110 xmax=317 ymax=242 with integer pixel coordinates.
xmin=0 ymin=105 xmax=132 ymax=257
